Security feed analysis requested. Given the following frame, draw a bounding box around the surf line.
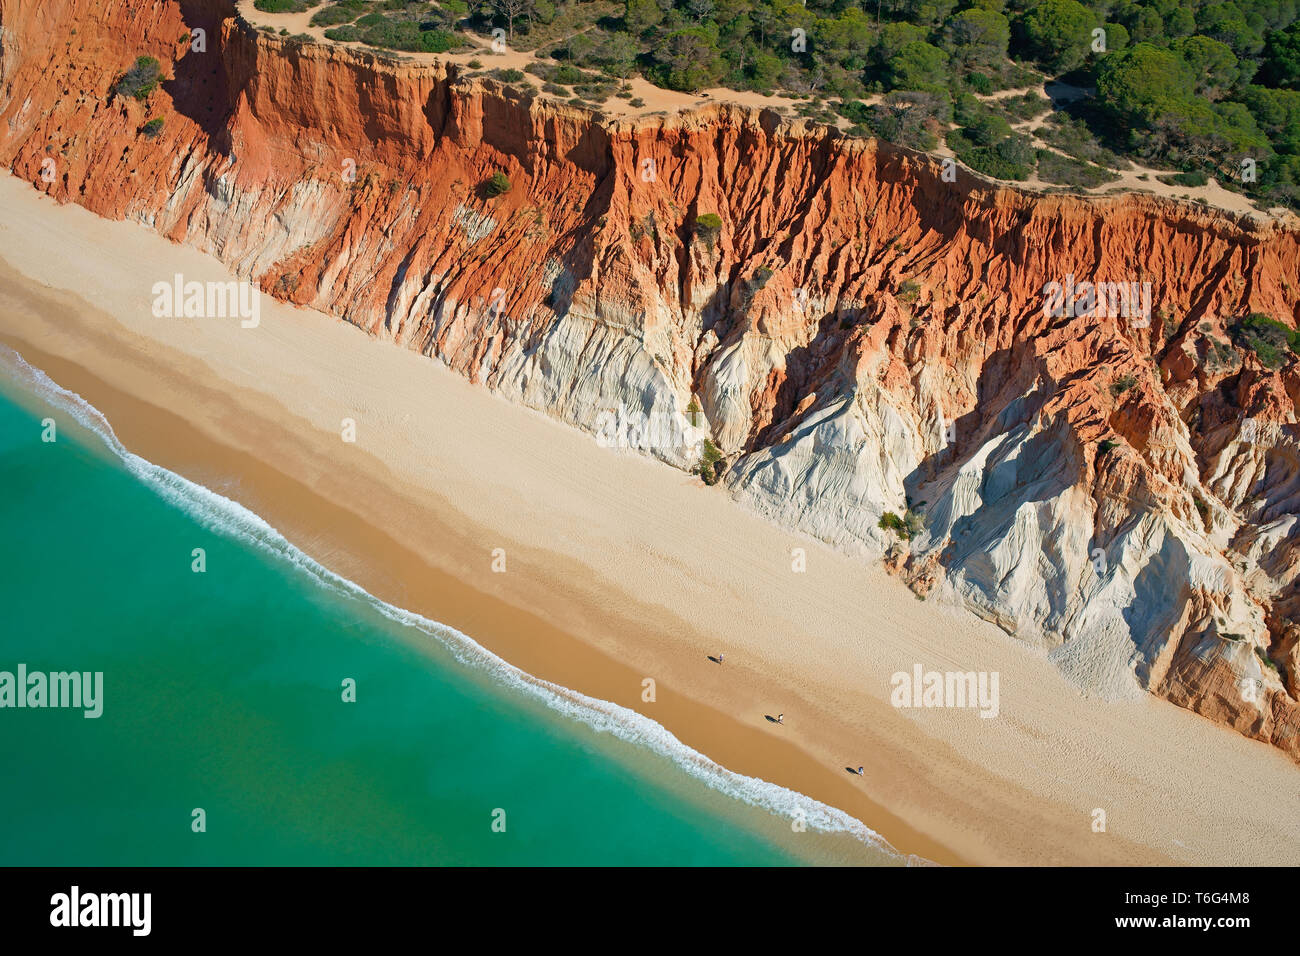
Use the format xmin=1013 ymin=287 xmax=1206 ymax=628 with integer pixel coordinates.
xmin=0 ymin=345 xmax=922 ymax=862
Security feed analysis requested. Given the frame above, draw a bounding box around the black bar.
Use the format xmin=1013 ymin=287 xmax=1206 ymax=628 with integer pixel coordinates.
xmin=0 ymin=867 xmax=1281 ymax=942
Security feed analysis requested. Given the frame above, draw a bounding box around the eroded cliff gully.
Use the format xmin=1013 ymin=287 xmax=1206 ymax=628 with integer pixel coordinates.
xmin=3 ymin=0 xmax=1298 ymax=758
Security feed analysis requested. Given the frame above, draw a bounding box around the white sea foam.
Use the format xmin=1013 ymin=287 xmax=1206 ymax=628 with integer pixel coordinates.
xmin=0 ymin=346 xmax=926 ymax=865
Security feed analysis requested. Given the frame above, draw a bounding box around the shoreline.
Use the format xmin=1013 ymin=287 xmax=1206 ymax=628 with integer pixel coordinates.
xmin=0 ymin=345 xmax=903 ymax=865
xmin=0 ymin=336 xmax=929 ymax=865
xmin=2 ymin=174 xmax=1297 ymax=865
xmin=0 ymin=279 xmax=951 ymax=867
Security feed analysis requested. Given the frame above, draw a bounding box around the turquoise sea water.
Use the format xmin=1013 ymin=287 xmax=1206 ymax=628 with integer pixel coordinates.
xmin=0 ymin=348 xmax=901 ymax=866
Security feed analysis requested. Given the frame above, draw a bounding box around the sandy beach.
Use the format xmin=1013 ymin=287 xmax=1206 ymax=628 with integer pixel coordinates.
xmin=1 ymin=172 xmax=1297 ymax=865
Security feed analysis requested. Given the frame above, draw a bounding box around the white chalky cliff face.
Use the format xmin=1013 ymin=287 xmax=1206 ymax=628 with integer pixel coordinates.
xmin=1 ymin=0 xmax=1297 ymax=757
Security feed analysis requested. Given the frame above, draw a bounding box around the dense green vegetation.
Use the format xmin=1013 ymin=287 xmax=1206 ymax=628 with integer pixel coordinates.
xmin=313 ymin=0 xmax=467 ymax=51
xmin=298 ymin=0 xmax=1300 ymax=208
xmin=254 ymin=0 xmax=322 ymax=12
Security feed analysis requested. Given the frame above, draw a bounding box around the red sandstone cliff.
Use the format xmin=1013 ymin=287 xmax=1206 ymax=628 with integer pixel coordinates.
xmin=2 ymin=0 xmax=1297 ymax=758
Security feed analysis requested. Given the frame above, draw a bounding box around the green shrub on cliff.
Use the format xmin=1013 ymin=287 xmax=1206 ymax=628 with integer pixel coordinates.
xmin=1110 ymin=374 xmax=1138 ymax=396
xmin=482 ymin=171 xmax=511 ymax=198
xmin=878 ymin=512 xmax=908 ymax=536
xmin=693 ymin=213 xmax=722 ymax=245
xmin=696 ymin=438 xmax=725 ymax=485
xmin=1232 ymin=313 xmax=1299 ymax=369
xmin=113 ymin=56 xmax=162 ymax=101
xmin=140 ymin=117 xmax=165 ymax=139
xmin=879 ymin=508 xmax=925 ymax=539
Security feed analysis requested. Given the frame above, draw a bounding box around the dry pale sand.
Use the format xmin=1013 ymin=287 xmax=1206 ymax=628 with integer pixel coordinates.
xmin=1 ymin=174 xmax=1297 ymax=865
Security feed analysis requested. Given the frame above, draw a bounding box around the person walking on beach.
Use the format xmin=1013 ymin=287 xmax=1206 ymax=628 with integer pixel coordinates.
xmin=718 ymin=653 xmax=724 ymax=665
xmin=857 ymin=766 xmax=864 ymax=776
xmin=777 ymin=713 xmax=783 ymax=724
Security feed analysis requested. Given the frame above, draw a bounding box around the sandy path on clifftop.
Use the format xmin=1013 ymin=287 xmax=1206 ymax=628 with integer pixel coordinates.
xmin=1 ymin=175 xmax=1297 ymax=865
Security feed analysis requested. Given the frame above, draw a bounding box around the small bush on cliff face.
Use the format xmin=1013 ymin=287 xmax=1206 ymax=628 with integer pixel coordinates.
xmin=1232 ymin=313 xmax=1298 ymax=369
xmin=482 ymin=171 xmax=511 ymax=198
xmin=140 ymin=117 xmax=165 ymax=139
xmin=113 ymin=56 xmax=162 ymax=101
xmin=1110 ymin=374 xmax=1138 ymax=397
xmin=693 ymin=213 xmax=722 ymax=246
xmin=696 ymin=438 xmax=725 ymax=485
xmin=878 ymin=512 xmax=908 ymax=537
